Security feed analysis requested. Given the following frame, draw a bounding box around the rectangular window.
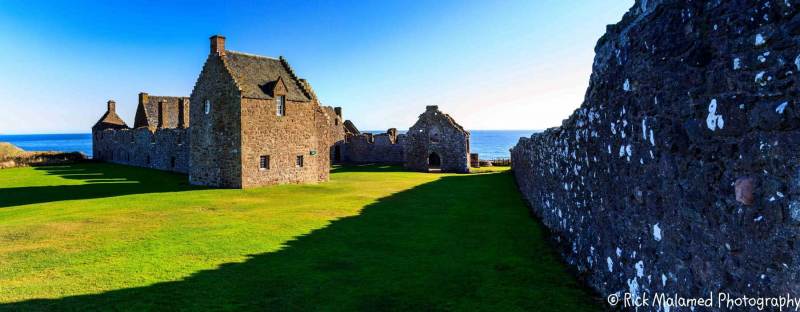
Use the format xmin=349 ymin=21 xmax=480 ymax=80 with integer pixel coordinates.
xmin=296 ymin=155 xmax=304 ymax=168
xmin=276 ymin=96 xmax=286 ymax=116
xmin=259 ymin=155 xmax=270 ymax=170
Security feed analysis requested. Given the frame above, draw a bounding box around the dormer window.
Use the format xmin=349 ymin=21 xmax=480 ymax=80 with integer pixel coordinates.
xmin=204 ymin=100 xmax=211 ymax=115
xmin=276 ymin=96 xmax=286 ymax=116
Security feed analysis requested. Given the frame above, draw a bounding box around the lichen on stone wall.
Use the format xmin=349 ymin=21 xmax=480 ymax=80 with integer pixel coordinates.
xmin=511 ymin=0 xmax=800 ymax=308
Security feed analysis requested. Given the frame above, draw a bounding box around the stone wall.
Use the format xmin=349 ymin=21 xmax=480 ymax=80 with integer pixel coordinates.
xmin=189 ymin=53 xmax=243 ymax=188
xmin=343 ymin=129 xmax=405 ymax=164
xmin=238 ymin=97 xmax=339 ymax=187
xmin=511 ymin=0 xmax=800 ymax=307
xmin=93 ymin=127 xmax=189 ymax=173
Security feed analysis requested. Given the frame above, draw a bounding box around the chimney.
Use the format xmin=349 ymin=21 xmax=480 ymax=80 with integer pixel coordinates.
xmin=210 ymin=35 xmax=226 ymax=56
xmin=138 ymin=92 xmax=149 ymax=106
xmin=107 ymin=100 xmax=116 ymax=112
xmin=334 ymin=107 xmax=342 ymax=117
xmin=157 ymin=101 xmax=166 ymax=128
xmin=426 ymin=105 xmax=438 ymax=111
xmin=178 ymin=98 xmax=187 ymax=128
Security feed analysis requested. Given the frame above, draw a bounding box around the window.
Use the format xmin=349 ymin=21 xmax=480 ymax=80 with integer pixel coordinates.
xmin=276 ymin=96 xmax=285 ymax=116
xmin=335 ymin=118 xmax=339 ymax=126
xmin=295 ymin=155 xmax=304 ymax=167
xmin=204 ymin=99 xmax=211 ymax=115
xmin=259 ymin=155 xmax=270 ymax=170
xmin=170 ymin=157 xmax=176 ymax=168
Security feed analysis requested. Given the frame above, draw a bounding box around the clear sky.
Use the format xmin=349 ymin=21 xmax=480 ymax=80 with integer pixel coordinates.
xmin=0 ymin=0 xmax=633 ymax=134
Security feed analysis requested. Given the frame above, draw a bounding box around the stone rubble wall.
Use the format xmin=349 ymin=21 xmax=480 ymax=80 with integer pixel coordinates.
xmin=93 ymin=127 xmax=189 ymax=173
xmin=343 ymin=132 xmax=405 ymax=164
xmin=511 ymin=0 xmax=800 ymax=308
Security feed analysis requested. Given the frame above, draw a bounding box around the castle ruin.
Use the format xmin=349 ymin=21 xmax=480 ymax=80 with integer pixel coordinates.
xmin=92 ymin=36 xmax=471 ymax=188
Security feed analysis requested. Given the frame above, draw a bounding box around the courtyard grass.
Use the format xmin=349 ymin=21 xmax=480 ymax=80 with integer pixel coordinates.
xmin=0 ymin=163 xmax=600 ymax=311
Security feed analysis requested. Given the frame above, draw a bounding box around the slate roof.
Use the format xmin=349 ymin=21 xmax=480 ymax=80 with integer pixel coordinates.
xmin=134 ymin=95 xmax=189 ymax=129
xmin=223 ymin=51 xmax=312 ymax=102
xmin=92 ymin=110 xmax=128 ymax=131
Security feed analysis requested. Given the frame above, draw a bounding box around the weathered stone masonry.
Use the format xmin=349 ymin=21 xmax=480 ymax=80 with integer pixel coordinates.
xmin=93 ymin=98 xmax=190 ymax=174
xmin=512 ymin=0 xmax=800 ymax=308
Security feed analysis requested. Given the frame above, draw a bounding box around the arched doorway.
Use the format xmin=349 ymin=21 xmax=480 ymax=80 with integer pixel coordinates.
xmin=428 ymin=152 xmax=441 ymax=172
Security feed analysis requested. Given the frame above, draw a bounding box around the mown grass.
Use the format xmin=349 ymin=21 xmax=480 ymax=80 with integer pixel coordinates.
xmin=0 ymin=163 xmax=600 ymax=311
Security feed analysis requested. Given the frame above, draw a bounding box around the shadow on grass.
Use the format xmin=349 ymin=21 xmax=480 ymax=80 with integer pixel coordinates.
xmin=0 ymin=169 xmax=601 ymax=311
xmin=330 ymin=164 xmax=407 ymax=173
xmin=0 ymin=163 xmax=198 ymax=208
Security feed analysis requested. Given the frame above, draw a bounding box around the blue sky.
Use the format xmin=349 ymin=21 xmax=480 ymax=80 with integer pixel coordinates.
xmin=0 ymin=0 xmax=632 ymax=134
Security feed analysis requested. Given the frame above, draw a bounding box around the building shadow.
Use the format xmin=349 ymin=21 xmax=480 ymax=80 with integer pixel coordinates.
xmin=0 ymin=163 xmax=198 ymax=208
xmin=330 ymin=164 xmax=407 ymax=173
xmin=0 ymin=170 xmax=600 ymax=311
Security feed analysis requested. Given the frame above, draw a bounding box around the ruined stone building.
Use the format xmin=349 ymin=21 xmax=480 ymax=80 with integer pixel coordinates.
xmin=93 ymin=35 xmax=344 ymax=188
xmin=93 ymin=36 xmax=471 ymax=188
xmin=93 ymin=95 xmax=191 ymax=173
xmin=341 ymin=128 xmax=406 ymax=164
xmin=336 ymin=106 xmax=471 ymax=172
xmin=403 ymin=106 xmax=470 ymax=173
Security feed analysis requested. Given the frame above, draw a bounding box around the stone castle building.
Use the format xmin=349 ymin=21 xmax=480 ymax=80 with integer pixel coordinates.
xmin=93 ymin=36 xmax=470 ymax=188
xmin=93 ymin=35 xmax=344 ymax=188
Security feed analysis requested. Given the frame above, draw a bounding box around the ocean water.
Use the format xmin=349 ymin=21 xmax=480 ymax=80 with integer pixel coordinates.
xmin=361 ymin=129 xmax=538 ymax=159
xmin=0 ymin=130 xmax=537 ymax=159
xmin=0 ymin=134 xmax=93 ymax=156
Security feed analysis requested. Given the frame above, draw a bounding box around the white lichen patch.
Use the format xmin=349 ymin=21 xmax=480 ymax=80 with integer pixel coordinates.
xmin=653 ymin=223 xmax=662 ymax=241
xmin=635 ymin=261 xmax=645 ymax=277
xmin=607 ymin=257 xmax=614 ymax=272
xmin=733 ymin=57 xmax=741 ymax=70
xmin=706 ymin=99 xmax=724 ymax=131
xmin=755 ymin=33 xmax=766 ymax=46
xmin=758 ymin=51 xmax=770 ymax=63
xmin=776 ymin=101 xmax=789 ymax=114
xmin=789 ymin=201 xmax=800 ymax=222
xmin=623 ymin=79 xmax=631 ymax=92
xmin=795 ymin=54 xmax=800 ymax=71
xmin=616 ymin=247 xmax=622 ymax=257
xmin=755 ymin=71 xmax=768 ymax=86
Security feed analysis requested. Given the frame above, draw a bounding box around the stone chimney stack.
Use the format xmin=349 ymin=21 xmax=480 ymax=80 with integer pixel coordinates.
xmin=426 ymin=105 xmax=438 ymax=111
xmin=334 ymin=107 xmax=342 ymax=118
xmin=210 ymin=35 xmax=226 ymax=56
xmin=157 ymin=101 xmax=166 ymax=129
xmin=178 ymin=98 xmax=187 ymax=128
xmin=107 ymin=100 xmax=116 ymax=112
xmin=139 ymin=92 xmax=149 ymax=106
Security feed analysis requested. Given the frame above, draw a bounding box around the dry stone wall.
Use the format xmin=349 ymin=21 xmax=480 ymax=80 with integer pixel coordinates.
xmin=512 ymin=0 xmax=800 ymax=308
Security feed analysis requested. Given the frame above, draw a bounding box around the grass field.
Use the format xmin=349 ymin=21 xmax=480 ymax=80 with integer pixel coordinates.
xmin=0 ymin=163 xmax=600 ymax=311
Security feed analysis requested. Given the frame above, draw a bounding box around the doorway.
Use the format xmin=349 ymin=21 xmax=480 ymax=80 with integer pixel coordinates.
xmin=428 ymin=152 xmax=441 ymax=172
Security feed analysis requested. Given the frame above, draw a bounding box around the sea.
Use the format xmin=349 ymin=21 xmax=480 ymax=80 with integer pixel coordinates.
xmin=0 ymin=130 xmax=537 ymax=159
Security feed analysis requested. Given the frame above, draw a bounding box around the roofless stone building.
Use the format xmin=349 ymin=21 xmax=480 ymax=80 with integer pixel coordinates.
xmin=404 ymin=105 xmax=470 ymax=173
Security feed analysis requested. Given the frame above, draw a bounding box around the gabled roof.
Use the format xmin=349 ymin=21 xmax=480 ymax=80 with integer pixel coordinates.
xmin=223 ymin=51 xmax=312 ymax=102
xmin=92 ymin=110 xmax=128 ymax=131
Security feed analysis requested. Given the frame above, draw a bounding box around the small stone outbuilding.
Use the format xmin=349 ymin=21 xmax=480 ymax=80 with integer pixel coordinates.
xmin=404 ymin=105 xmax=470 ymax=173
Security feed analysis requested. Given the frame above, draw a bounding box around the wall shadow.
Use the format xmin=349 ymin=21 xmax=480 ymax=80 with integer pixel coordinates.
xmin=0 ymin=163 xmax=198 ymax=208
xmin=0 ymin=171 xmax=600 ymax=311
xmin=330 ymin=164 xmax=407 ymax=173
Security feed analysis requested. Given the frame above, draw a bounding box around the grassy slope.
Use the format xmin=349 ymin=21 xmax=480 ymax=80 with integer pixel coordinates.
xmin=0 ymin=142 xmax=23 ymax=159
xmin=0 ymin=163 xmax=599 ymax=311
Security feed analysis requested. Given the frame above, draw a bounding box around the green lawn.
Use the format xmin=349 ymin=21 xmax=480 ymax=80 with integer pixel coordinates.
xmin=0 ymin=163 xmax=600 ymax=311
